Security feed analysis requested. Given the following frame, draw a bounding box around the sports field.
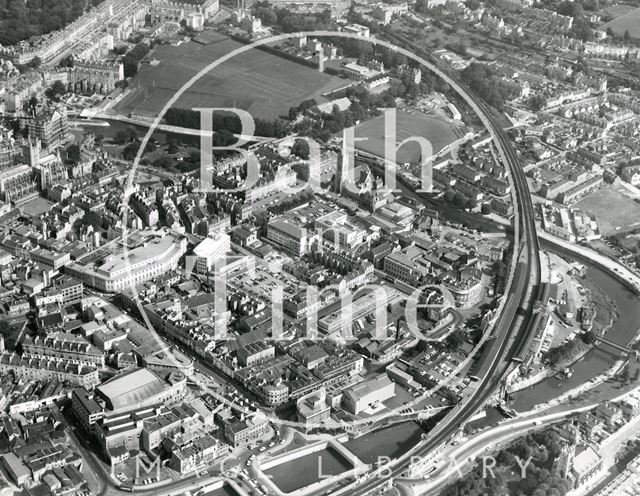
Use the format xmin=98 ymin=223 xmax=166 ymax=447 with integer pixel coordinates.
xmin=350 ymin=109 xmax=464 ymax=164
xmin=115 ymin=32 xmax=348 ymax=121
xmin=601 ymin=7 xmax=640 ymax=38
xmin=574 ymin=184 xmax=640 ymax=236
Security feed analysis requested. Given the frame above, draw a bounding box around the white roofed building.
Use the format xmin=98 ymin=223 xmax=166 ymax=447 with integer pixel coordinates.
xmin=342 ymin=374 xmax=395 ymax=414
xmin=187 ymin=233 xmax=230 ymax=275
xmin=94 ymin=367 xmax=187 ymax=412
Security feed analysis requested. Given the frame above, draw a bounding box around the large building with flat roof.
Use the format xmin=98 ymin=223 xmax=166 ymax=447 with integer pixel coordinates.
xmin=2 ymin=453 xmax=30 ymax=486
xmin=237 ymin=341 xmax=275 ymax=367
xmin=187 ymin=233 xmax=230 ymax=275
xmin=267 ymin=218 xmax=316 ymax=256
xmin=318 ymin=287 xmax=399 ymax=335
xmin=342 ymin=374 xmax=395 ymax=414
xmin=94 ymin=367 xmax=187 ymax=412
xmin=297 ymin=388 xmax=331 ymax=429
xmin=71 ymin=388 xmax=104 ymax=433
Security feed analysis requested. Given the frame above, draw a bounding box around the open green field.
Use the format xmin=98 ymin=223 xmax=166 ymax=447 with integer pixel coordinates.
xmin=351 ymin=109 xmax=464 ymax=164
xmin=574 ymin=184 xmax=640 ymax=235
xmin=115 ymin=32 xmax=348 ymax=121
xmin=601 ymin=7 xmax=640 ymax=37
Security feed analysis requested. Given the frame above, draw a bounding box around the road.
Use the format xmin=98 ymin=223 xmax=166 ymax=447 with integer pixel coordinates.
xmin=538 ymin=231 xmax=640 ymax=295
xmin=413 ymin=375 xmax=640 ymax=495
xmin=91 ymin=111 xmax=273 ymax=142
xmin=407 ymin=403 xmax=597 ymax=495
xmin=327 ymin=28 xmax=545 ymax=496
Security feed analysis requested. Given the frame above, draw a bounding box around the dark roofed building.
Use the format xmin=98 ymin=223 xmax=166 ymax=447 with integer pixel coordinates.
xmin=36 ymin=313 xmax=64 ymax=334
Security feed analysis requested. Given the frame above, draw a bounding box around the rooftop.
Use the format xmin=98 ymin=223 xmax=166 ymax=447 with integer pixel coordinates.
xmin=95 ymin=368 xmax=166 ymax=411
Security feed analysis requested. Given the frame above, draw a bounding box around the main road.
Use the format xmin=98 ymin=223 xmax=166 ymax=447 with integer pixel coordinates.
xmin=408 ymin=402 xmax=598 ymax=495
xmin=332 ymin=29 xmax=545 ymax=496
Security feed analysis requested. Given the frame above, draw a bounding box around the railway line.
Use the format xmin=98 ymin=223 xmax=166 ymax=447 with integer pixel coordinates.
xmin=340 ymin=28 xmax=545 ymax=496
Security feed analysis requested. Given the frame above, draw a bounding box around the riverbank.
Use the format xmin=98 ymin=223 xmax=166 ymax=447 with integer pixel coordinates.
xmin=511 ymin=249 xmax=640 ymax=412
xmin=507 ymin=250 xmax=618 ymax=396
xmin=539 ymin=231 xmax=640 ymax=296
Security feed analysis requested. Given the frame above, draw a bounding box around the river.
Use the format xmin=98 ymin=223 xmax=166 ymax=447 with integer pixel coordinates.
xmin=511 ymin=243 xmax=640 ymax=412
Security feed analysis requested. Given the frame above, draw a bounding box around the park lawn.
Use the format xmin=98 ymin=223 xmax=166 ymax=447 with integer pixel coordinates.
xmin=601 ymin=7 xmax=640 ymax=38
xmin=115 ymin=34 xmax=347 ymax=121
xmin=574 ymin=184 xmax=640 ymax=236
xmin=350 ymin=109 xmax=464 ymax=164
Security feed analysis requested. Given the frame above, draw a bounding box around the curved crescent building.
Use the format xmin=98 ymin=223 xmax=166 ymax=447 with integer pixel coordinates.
xmin=65 ymin=229 xmax=187 ymax=292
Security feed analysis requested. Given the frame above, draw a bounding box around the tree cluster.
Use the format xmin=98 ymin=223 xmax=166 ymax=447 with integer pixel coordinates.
xmin=122 ymin=42 xmax=150 ymax=78
xmin=0 ymin=0 xmax=93 ymax=46
xmin=544 ymin=338 xmax=583 ymax=365
xmin=58 ymin=55 xmax=74 ymax=68
xmin=164 ymin=108 xmax=287 ymax=138
xmin=253 ymin=2 xmax=332 ymax=32
xmin=492 ymin=259 xmax=508 ymax=295
xmin=446 ymin=40 xmax=468 ymax=57
xmin=2 ymin=117 xmax=27 ymax=139
xmin=326 ymin=37 xmax=424 ymax=78
xmin=414 ymin=0 xmax=433 ymax=14
xmin=555 ymin=1 xmax=594 ymax=42
xmin=442 ymin=430 xmax=572 ymax=496
xmin=65 ymin=143 xmax=80 ymax=164
xmin=291 ymin=139 xmax=310 ymax=159
xmin=22 ymin=95 xmax=38 ymax=114
xmin=443 ymin=188 xmax=477 ymax=210
xmin=267 ymin=189 xmax=314 ymax=214
xmin=114 ymin=127 xmax=139 ymax=145
xmin=45 ymin=80 xmax=67 ymax=102
xmin=292 ymin=79 xmax=429 ymax=143
xmin=292 ymin=87 xmax=377 ymax=142
xmin=480 ymin=202 xmax=493 ymax=215
xmin=461 ymin=62 xmax=518 ymax=110
xmin=528 ymin=94 xmax=547 ymax=111
xmin=582 ymin=330 xmax=597 ymax=345
xmin=113 ymin=127 xmax=142 ymax=161
xmin=288 ymin=99 xmax=317 ymax=121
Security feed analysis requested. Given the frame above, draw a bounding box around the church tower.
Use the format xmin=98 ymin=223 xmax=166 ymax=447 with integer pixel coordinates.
xmin=27 ymin=135 xmax=41 ymax=167
xmin=554 ymin=443 xmax=575 ymax=479
xmin=334 ymin=136 xmax=351 ymax=194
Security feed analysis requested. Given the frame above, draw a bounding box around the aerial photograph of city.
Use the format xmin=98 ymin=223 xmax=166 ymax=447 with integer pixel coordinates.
xmin=2 ymin=0 xmax=640 ymax=495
